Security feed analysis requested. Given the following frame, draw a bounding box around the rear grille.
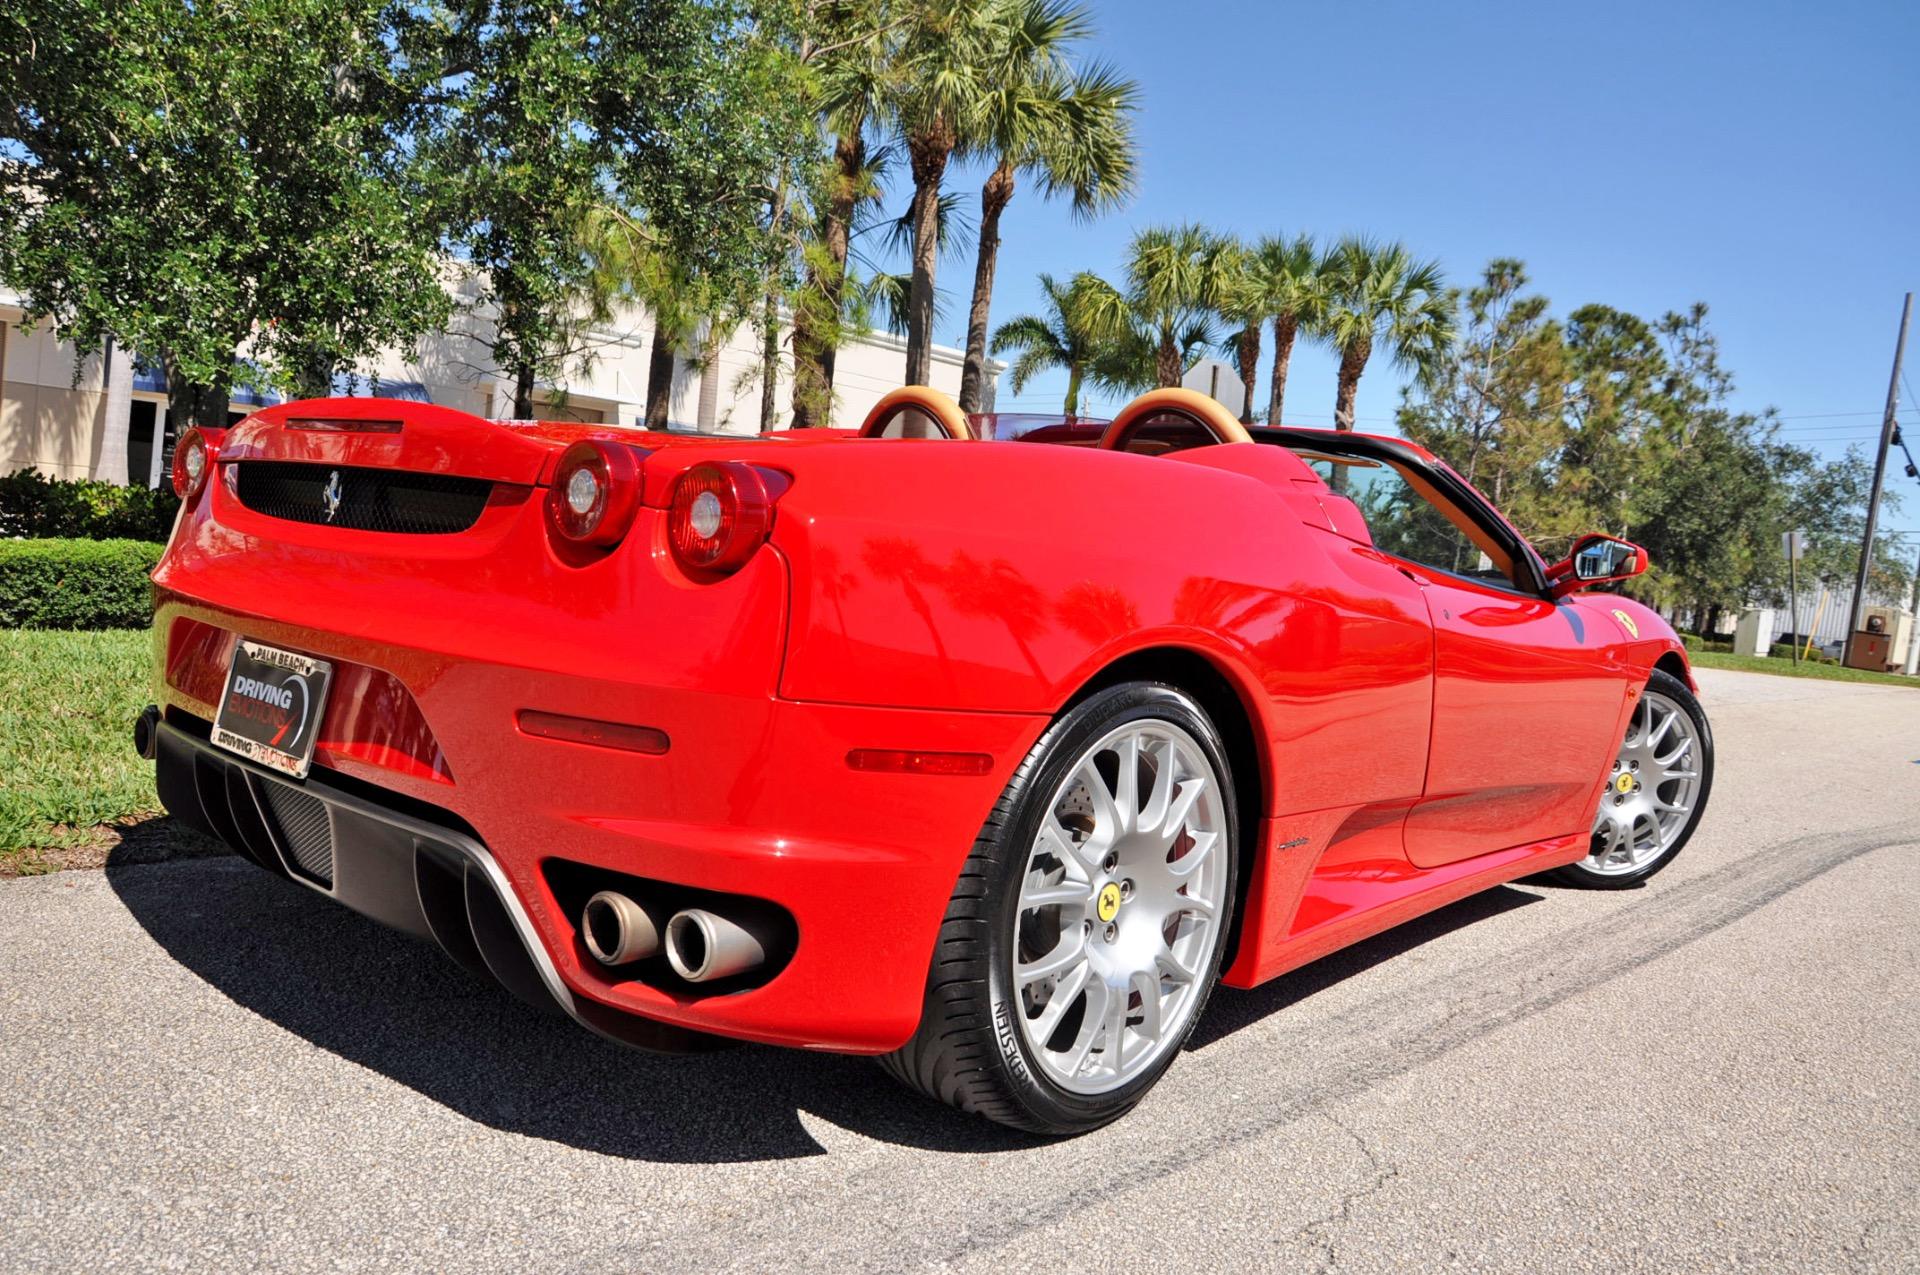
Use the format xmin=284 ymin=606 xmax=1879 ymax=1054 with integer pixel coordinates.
xmin=261 ymin=782 xmax=335 ymax=886
xmin=234 ymin=462 xmax=492 ymax=534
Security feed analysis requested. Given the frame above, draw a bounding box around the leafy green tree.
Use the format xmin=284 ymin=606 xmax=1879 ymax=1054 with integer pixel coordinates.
xmin=411 ymin=0 xmax=809 ymax=417
xmin=989 ymin=271 xmax=1124 ymax=415
xmin=1397 ymin=260 xmax=1570 ymax=542
xmin=0 ymin=0 xmax=449 ymax=436
xmin=1320 ymin=237 xmax=1453 ymax=430
xmin=955 ymin=0 xmax=1136 ymax=412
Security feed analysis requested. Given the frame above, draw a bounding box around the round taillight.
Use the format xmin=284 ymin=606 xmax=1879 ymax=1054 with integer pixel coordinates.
xmin=171 ymin=428 xmax=213 ymax=501
xmin=669 ymin=462 xmax=773 ymax=577
xmin=546 ymin=440 xmax=641 ymax=547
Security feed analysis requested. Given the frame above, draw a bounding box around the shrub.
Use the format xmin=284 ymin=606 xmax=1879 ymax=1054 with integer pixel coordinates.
xmin=0 ymin=468 xmax=180 ymax=542
xmin=0 ymin=539 xmax=161 ymax=629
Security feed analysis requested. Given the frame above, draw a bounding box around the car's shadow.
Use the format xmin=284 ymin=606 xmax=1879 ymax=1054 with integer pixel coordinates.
xmin=108 ymin=831 xmax=1542 ymax=1165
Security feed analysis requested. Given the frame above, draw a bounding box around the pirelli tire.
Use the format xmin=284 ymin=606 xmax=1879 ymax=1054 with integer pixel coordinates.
xmin=881 ymin=682 xmax=1239 ymax=1135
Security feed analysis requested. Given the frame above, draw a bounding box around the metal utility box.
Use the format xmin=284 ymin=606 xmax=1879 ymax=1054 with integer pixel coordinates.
xmin=1844 ymin=630 xmax=1893 ymax=671
xmin=1732 ymin=608 xmax=1775 ymax=657
xmin=1860 ymin=607 xmax=1913 ymax=669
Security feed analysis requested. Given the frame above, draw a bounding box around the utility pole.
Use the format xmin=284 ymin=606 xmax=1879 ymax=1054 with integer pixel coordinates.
xmin=1847 ymin=292 xmax=1913 ymax=664
xmin=1785 ymin=529 xmax=1802 ymax=665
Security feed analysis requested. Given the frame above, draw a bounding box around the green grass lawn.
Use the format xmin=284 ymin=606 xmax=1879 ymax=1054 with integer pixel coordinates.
xmin=0 ymin=627 xmax=162 ymax=872
xmin=1690 ymin=649 xmax=1920 ymax=688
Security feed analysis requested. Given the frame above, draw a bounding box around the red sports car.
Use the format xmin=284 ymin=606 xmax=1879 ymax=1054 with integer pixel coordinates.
xmin=139 ymin=384 xmax=1713 ymax=1134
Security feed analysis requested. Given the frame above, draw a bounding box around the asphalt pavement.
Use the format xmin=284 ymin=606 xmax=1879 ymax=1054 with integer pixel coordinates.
xmin=2 ymin=667 xmax=1915 ymax=1273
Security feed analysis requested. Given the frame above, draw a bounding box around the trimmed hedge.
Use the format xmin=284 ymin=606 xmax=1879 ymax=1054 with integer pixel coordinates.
xmin=0 ymin=468 xmax=180 ymax=542
xmin=0 ymin=539 xmax=161 ymax=629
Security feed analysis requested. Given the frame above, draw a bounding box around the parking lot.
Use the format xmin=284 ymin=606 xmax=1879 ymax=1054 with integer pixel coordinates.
xmin=2 ymin=667 xmax=1915 ymax=1273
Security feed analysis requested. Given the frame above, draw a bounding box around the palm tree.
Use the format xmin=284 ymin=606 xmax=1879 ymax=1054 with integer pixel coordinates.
xmin=790 ymin=0 xmax=900 ymax=427
xmin=1252 ymin=233 xmax=1324 ymax=426
xmin=1214 ymin=239 xmax=1262 ymax=423
xmin=578 ymin=207 xmax=733 ymax=429
xmin=1320 ymin=237 xmax=1454 ymax=430
xmin=956 ymin=1 xmax=1137 ymax=412
xmin=1086 ymin=310 xmax=1213 ymax=398
xmin=1116 ymin=223 xmax=1236 ymax=387
xmin=989 ymin=270 xmax=1124 ymax=415
xmin=891 ymin=0 xmax=1000 ymax=386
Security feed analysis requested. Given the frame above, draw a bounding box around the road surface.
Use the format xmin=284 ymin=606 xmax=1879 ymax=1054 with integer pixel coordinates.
xmin=2 ymin=668 xmax=1914 ymax=1272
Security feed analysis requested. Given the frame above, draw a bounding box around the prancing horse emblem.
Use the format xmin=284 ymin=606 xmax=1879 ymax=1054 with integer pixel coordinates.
xmin=323 ymin=470 xmax=343 ymax=522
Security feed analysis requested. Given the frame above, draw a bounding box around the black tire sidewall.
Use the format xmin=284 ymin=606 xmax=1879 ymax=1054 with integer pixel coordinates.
xmin=979 ymin=682 xmax=1239 ymax=1132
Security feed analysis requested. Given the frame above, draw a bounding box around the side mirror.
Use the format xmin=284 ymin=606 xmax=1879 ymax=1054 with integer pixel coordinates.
xmin=1549 ymin=533 xmax=1646 ymax=598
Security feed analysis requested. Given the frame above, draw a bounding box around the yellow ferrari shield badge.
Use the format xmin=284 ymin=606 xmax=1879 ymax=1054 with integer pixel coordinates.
xmin=1096 ymin=882 xmax=1122 ymax=923
xmin=1615 ymin=772 xmax=1635 ymax=794
xmin=1611 ymin=609 xmax=1640 ymax=639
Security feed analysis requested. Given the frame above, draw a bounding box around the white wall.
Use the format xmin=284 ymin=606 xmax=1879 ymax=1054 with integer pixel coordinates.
xmin=0 ymin=298 xmax=128 ymax=480
xmin=0 ymin=281 xmax=999 ymax=480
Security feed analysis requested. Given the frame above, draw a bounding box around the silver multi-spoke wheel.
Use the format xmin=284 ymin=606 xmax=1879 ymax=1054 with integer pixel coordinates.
xmin=1011 ymin=720 xmax=1228 ymax=1095
xmin=1586 ymin=688 xmax=1702 ymax=876
xmin=883 ymin=682 xmax=1240 ymax=1132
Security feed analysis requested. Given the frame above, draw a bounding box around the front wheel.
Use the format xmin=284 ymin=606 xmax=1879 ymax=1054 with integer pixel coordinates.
xmin=1552 ymin=668 xmax=1713 ymax=888
xmin=881 ymin=682 xmax=1239 ymax=1135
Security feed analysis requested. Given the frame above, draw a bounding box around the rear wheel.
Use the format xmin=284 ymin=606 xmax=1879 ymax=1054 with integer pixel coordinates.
xmin=881 ymin=682 xmax=1238 ymax=1134
xmin=1552 ymin=668 xmax=1713 ymax=888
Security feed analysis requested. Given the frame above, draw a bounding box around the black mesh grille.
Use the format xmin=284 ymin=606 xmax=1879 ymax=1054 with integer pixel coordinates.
xmin=261 ymin=782 xmax=335 ymax=886
xmin=234 ymin=462 xmax=492 ymax=534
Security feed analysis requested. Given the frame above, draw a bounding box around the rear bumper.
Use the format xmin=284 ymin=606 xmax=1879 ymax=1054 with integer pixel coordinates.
xmin=155 ymin=720 xmax=711 ymax=1052
xmin=151 ymin=604 xmax=1048 ymax=1053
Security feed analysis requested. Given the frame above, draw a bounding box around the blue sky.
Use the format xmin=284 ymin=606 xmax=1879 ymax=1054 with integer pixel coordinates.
xmin=918 ymin=0 xmax=1920 ymax=536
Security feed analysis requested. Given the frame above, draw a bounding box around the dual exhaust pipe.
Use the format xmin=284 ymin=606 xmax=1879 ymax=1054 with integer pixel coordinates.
xmin=580 ymin=890 xmax=773 ymax=984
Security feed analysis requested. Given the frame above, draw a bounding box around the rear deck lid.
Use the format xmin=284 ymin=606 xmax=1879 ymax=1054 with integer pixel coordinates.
xmin=222 ymin=397 xmax=571 ymax=486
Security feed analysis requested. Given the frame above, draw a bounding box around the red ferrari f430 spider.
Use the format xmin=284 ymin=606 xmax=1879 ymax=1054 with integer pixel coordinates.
xmin=140 ymin=385 xmax=1712 ymax=1133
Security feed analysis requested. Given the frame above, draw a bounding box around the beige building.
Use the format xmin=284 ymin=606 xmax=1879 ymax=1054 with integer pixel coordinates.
xmin=0 ymin=284 xmax=998 ymax=485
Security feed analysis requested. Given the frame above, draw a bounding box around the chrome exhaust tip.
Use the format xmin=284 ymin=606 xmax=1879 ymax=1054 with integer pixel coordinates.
xmin=133 ymin=704 xmax=160 ymax=761
xmin=580 ymin=891 xmax=661 ymax=966
xmin=664 ymin=908 xmax=768 ymax=983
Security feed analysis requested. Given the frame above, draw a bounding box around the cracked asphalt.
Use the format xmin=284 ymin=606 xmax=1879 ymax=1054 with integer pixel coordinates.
xmin=2 ymin=667 xmax=1915 ymax=1272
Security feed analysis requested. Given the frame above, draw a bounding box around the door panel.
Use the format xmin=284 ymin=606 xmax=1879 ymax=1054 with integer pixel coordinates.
xmin=1403 ymin=571 xmax=1627 ymax=867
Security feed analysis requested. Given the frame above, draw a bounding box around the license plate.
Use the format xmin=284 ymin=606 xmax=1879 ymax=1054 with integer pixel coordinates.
xmin=211 ymin=640 xmax=334 ymax=778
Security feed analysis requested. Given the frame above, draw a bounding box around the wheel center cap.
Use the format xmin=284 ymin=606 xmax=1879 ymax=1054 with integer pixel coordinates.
xmin=1095 ymin=881 xmax=1122 ymax=923
xmin=1614 ymin=772 xmax=1635 ymax=795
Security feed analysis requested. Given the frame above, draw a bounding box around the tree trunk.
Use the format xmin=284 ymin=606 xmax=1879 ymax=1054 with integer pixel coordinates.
xmin=792 ymin=128 xmax=863 ymax=428
xmin=1155 ymin=330 xmax=1183 ymax=388
xmin=645 ymin=327 xmax=675 ymax=429
xmin=1063 ymin=365 xmax=1083 ymax=418
xmin=161 ymin=354 xmax=232 ymax=479
xmin=1334 ymin=332 xmax=1370 ymax=430
xmin=903 ymin=128 xmax=952 ymax=386
xmin=1266 ymin=314 xmax=1298 ymax=426
xmin=292 ymin=348 xmax=335 ymax=401
xmin=1235 ymin=323 xmax=1260 ymax=424
xmin=512 ymin=363 xmax=535 ymax=418
xmin=959 ymin=159 xmax=1015 ymax=413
